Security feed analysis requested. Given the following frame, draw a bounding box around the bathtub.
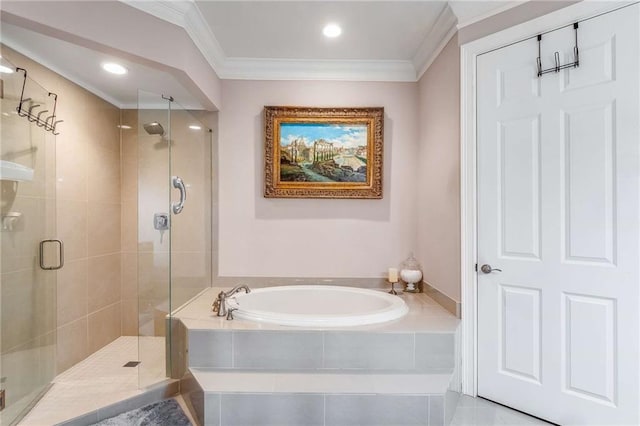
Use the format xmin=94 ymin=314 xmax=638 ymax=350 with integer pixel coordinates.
xmin=225 ymin=285 xmax=408 ymax=327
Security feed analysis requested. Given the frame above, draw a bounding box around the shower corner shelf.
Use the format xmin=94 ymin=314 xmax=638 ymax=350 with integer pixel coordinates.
xmin=0 ymin=160 xmax=34 ymax=182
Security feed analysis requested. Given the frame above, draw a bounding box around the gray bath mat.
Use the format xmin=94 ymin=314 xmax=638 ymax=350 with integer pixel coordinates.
xmin=92 ymin=398 xmax=192 ymax=426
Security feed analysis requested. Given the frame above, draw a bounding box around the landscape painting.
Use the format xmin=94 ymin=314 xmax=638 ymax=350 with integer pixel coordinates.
xmin=279 ymin=123 xmax=368 ymax=183
xmin=264 ymin=106 xmax=384 ymax=199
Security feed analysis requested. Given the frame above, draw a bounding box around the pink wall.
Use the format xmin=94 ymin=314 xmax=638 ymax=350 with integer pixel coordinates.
xmin=218 ymin=80 xmax=419 ymax=278
xmin=417 ymin=34 xmax=461 ymax=302
xmin=458 ymin=1 xmax=578 ymax=45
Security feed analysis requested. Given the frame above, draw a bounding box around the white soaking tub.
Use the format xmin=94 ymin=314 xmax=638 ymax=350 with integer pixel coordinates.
xmin=225 ymin=285 xmax=408 ymax=327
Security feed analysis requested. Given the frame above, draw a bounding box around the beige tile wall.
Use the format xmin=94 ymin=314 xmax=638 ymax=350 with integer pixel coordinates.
xmin=120 ymin=109 xmax=138 ymax=336
xmin=1 ymin=46 xmax=123 ymax=374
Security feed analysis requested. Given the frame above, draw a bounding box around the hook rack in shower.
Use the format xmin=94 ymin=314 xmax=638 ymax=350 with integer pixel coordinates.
xmin=15 ymin=67 xmax=63 ymax=135
xmin=536 ymin=22 xmax=580 ymax=77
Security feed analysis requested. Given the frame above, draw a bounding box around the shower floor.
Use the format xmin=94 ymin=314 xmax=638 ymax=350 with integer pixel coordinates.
xmin=19 ymin=336 xmax=166 ymax=425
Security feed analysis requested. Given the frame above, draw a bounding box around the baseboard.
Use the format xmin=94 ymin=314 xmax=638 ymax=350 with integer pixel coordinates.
xmin=422 ymin=281 xmax=461 ymax=318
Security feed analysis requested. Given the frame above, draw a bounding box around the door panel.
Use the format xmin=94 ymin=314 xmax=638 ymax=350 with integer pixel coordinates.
xmin=499 ymin=115 xmax=541 ymax=259
xmin=477 ymin=5 xmax=639 ymax=425
xmin=500 ymin=285 xmax=542 ymax=383
xmin=562 ymin=293 xmax=616 ymax=405
xmin=561 ymin=102 xmax=615 ymax=264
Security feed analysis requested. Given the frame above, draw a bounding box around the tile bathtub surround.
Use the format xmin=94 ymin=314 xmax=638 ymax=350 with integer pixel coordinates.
xmin=185 ymin=369 xmax=457 ymax=426
xmin=233 ymin=331 xmax=324 ymax=370
xmin=189 ymin=329 xmax=454 ymax=373
xmin=178 ymin=288 xmax=461 ymax=425
xmin=201 ymin=393 xmax=447 ymax=426
xmin=174 ymin=287 xmax=460 ymax=333
xmin=177 ymin=287 xmax=459 ymax=373
xmin=325 ymin=394 xmax=429 ymax=425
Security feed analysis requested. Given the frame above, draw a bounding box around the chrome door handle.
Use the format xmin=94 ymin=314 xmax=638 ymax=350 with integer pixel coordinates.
xmin=480 ymin=264 xmax=502 ymax=274
xmin=172 ymin=176 xmax=186 ymax=214
xmin=39 ymin=239 xmax=64 ymax=270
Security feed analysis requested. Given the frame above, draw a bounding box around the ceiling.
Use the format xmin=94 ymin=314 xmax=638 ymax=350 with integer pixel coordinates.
xmin=0 ymin=0 xmax=520 ymax=109
xmin=1 ymin=22 xmax=204 ymax=109
xmin=196 ymin=1 xmax=445 ymax=60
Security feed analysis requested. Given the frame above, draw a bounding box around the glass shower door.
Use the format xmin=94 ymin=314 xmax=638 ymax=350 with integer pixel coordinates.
xmin=167 ymin=101 xmax=212 ymax=315
xmin=0 ymin=60 xmax=58 ymax=424
xmin=137 ymin=91 xmax=171 ymax=387
xmin=136 ymin=92 xmax=212 ymax=388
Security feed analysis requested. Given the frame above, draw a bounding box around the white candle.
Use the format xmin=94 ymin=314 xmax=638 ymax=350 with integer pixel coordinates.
xmin=388 ymin=268 xmax=398 ymax=283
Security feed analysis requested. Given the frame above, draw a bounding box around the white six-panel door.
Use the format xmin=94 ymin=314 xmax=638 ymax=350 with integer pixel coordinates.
xmin=477 ymin=5 xmax=639 ymax=425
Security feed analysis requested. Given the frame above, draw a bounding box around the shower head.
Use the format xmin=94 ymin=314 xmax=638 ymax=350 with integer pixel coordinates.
xmin=143 ymin=121 xmax=165 ymax=136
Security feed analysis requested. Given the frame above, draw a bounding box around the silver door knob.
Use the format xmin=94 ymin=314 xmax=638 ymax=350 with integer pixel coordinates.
xmin=480 ymin=264 xmax=502 ymax=274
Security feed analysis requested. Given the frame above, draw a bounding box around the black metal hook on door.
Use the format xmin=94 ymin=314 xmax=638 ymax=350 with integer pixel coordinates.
xmin=13 ymin=67 xmax=63 ymax=134
xmin=536 ymin=22 xmax=580 ymax=77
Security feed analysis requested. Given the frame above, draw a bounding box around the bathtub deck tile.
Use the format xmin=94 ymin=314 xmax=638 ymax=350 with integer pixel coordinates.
xmin=323 ymin=332 xmax=415 ymax=370
xmin=232 ymin=330 xmax=324 ymax=369
xmin=325 ymin=394 xmax=430 ymax=426
xmin=174 ymin=287 xmax=459 ymax=333
xmin=188 ymin=329 xmax=233 ymax=368
xmin=415 ymin=333 xmax=456 ymax=370
xmin=220 ymin=393 xmax=324 ymax=426
xmin=189 ymin=368 xmax=452 ymax=395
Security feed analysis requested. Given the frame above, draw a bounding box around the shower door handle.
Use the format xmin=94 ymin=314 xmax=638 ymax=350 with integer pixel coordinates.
xmin=39 ymin=239 xmax=64 ymax=270
xmin=172 ymin=176 xmax=187 ymax=214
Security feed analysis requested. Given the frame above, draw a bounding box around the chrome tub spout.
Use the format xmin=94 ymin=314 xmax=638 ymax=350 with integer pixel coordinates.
xmin=226 ymin=284 xmax=251 ymax=297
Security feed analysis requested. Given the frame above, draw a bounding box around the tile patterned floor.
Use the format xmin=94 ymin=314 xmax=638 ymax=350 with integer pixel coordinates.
xmin=451 ymin=395 xmax=554 ymax=425
xmin=19 ymin=336 xmax=166 ymax=425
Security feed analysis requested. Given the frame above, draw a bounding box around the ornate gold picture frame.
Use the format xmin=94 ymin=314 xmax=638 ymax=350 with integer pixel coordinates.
xmin=264 ymin=106 xmax=383 ymax=199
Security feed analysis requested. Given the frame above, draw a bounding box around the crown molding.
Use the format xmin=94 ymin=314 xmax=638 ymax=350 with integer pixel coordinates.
xmin=413 ymin=4 xmax=458 ymax=80
xmin=220 ymin=58 xmax=417 ymax=82
xmin=454 ymin=1 xmax=525 ymax=29
xmin=183 ymin=4 xmax=227 ymax=72
xmin=119 ymin=0 xmax=193 ymax=27
xmin=119 ymin=0 xmax=459 ymax=82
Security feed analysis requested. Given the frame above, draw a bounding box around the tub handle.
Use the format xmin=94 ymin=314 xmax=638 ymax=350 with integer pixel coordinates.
xmin=226 ymin=308 xmax=238 ymax=321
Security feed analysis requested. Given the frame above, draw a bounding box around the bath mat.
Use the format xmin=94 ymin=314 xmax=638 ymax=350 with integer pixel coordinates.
xmin=92 ymin=398 xmax=192 ymax=426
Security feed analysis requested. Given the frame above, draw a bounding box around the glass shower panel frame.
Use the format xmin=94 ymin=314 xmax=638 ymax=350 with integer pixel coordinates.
xmin=137 ymin=91 xmax=171 ymax=388
xmin=0 ymin=59 xmax=57 ymax=425
xmin=136 ymin=92 xmax=212 ymax=388
xmin=167 ymin=102 xmax=212 ymax=314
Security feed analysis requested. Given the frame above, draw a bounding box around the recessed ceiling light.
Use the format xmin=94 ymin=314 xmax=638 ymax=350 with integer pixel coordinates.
xmin=323 ymin=23 xmax=342 ymax=38
xmin=0 ymin=65 xmax=14 ymax=74
xmin=102 ymin=62 xmax=127 ymax=75
xmin=118 ymin=124 xmax=132 ymax=130
xmin=189 ymin=125 xmax=202 ymax=130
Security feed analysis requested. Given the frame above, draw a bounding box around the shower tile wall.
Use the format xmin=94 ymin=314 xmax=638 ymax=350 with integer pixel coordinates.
xmin=2 ymin=46 xmax=123 ymax=374
xmin=120 ymin=110 xmax=138 ymax=336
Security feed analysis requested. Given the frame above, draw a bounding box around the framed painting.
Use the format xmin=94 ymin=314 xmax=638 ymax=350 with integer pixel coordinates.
xmin=264 ymin=106 xmax=384 ymax=199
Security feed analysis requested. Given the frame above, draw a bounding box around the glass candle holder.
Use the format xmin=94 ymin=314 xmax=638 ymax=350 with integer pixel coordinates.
xmin=400 ymin=253 xmax=423 ymax=293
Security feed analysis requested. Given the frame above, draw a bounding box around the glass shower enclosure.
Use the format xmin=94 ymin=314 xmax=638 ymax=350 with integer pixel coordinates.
xmin=136 ymin=91 xmax=212 ymax=387
xmin=0 ymin=59 xmax=58 ymax=425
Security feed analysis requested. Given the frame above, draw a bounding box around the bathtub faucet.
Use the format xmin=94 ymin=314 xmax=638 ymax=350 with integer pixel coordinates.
xmin=226 ymin=284 xmax=251 ymax=297
xmin=212 ymin=284 xmax=251 ymax=317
